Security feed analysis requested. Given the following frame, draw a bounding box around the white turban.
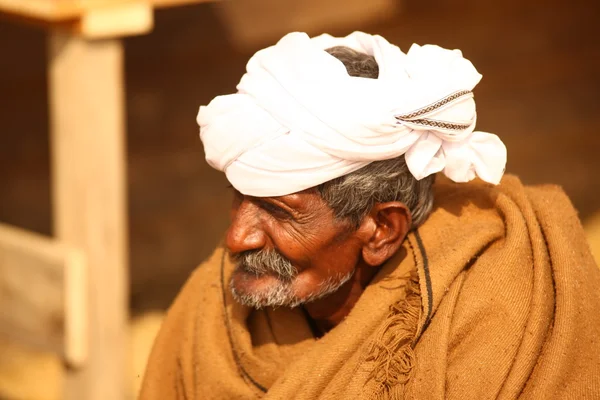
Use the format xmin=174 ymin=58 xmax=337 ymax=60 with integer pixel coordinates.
xmin=198 ymin=31 xmax=507 ymax=197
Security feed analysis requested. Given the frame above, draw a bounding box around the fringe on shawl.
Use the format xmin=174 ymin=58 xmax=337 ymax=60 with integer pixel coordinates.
xmin=364 ymin=270 xmax=421 ymax=399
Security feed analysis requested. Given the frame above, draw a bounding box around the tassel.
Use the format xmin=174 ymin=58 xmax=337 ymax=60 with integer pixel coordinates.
xmin=364 ymin=271 xmax=421 ymax=399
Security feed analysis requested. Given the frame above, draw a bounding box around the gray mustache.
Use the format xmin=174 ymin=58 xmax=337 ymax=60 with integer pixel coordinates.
xmin=230 ymin=249 xmax=297 ymax=281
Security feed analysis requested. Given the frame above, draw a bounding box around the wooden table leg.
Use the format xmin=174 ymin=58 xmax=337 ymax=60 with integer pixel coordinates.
xmin=47 ymin=31 xmax=128 ymax=400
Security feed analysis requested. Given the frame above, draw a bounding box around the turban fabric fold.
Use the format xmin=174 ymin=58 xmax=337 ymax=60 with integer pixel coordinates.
xmin=198 ymin=31 xmax=507 ymax=196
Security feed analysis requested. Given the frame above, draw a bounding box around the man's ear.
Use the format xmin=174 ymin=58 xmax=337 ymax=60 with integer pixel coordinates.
xmin=360 ymin=202 xmax=411 ymax=267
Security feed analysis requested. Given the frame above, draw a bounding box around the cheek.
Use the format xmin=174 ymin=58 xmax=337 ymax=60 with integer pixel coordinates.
xmin=296 ymin=240 xmax=361 ymax=285
xmin=268 ymin=226 xmax=320 ymax=267
xmin=317 ymin=242 xmax=362 ymax=273
xmin=274 ymin=217 xmax=356 ymax=263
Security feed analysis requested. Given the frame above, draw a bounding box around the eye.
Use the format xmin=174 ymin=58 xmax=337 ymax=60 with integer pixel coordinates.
xmin=257 ymin=200 xmax=292 ymax=220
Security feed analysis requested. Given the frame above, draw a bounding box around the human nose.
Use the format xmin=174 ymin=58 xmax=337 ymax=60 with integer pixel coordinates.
xmin=226 ymin=199 xmax=267 ymax=254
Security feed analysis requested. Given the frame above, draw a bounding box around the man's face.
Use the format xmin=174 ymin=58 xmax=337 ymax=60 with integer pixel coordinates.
xmin=226 ymin=188 xmax=365 ymax=308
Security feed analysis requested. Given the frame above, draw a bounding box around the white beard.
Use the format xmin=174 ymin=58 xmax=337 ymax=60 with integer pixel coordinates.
xmin=229 ymin=269 xmax=355 ymax=309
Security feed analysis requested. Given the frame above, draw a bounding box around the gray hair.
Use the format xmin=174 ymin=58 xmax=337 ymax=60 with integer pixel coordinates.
xmin=317 ymin=46 xmax=435 ymax=229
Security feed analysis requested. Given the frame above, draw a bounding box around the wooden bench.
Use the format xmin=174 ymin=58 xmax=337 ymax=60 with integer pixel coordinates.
xmin=0 ymin=223 xmax=86 ymax=369
xmin=0 ymin=2 xmax=212 ymax=399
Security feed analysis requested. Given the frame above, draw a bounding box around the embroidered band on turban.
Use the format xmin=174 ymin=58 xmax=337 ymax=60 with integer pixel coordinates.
xmin=198 ymin=31 xmax=507 ymax=197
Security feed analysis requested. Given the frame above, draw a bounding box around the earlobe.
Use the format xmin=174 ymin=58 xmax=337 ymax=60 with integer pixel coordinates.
xmin=361 ymin=202 xmax=411 ymax=267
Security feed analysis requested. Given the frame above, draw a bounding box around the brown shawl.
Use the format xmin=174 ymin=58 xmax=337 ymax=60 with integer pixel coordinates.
xmin=139 ymin=175 xmax=600 ymax=399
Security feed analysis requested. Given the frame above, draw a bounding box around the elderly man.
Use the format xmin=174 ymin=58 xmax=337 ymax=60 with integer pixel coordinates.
xmin=140 ymin=32 xmax=600 ymax=399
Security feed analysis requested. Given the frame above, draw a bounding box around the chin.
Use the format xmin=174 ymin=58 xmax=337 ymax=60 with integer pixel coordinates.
xmin=229 ymin=268 xmax=300 ymax=309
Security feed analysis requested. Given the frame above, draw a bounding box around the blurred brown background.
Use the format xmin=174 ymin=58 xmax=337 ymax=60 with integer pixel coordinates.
xmin=0 ymin=0 xmax=599 ymax=398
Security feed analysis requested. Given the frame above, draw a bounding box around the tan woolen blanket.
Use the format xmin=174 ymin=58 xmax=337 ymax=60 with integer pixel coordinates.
xmin=139 ymin=175 xmax=600 ymax=399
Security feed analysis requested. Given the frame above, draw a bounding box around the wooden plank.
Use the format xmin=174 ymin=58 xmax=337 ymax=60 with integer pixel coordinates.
xmin=0 ymin=0 xmax=79 ymax=22
xmin=0 ymin=223 xmax=87 ymax=367
xmin=76 ymin=2 xmax=153 ymax=39
xmin=0 ymin=0 xmax=217 ymax=38
xmin=48 ymin=31 xmax=129 ymax=400
xmin=0 ymin=0 xmax=214 ymax=22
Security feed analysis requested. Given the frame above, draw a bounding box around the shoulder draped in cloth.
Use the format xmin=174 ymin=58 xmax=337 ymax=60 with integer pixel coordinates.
xmin=139 ymin=175 xmax=600 ymax=399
